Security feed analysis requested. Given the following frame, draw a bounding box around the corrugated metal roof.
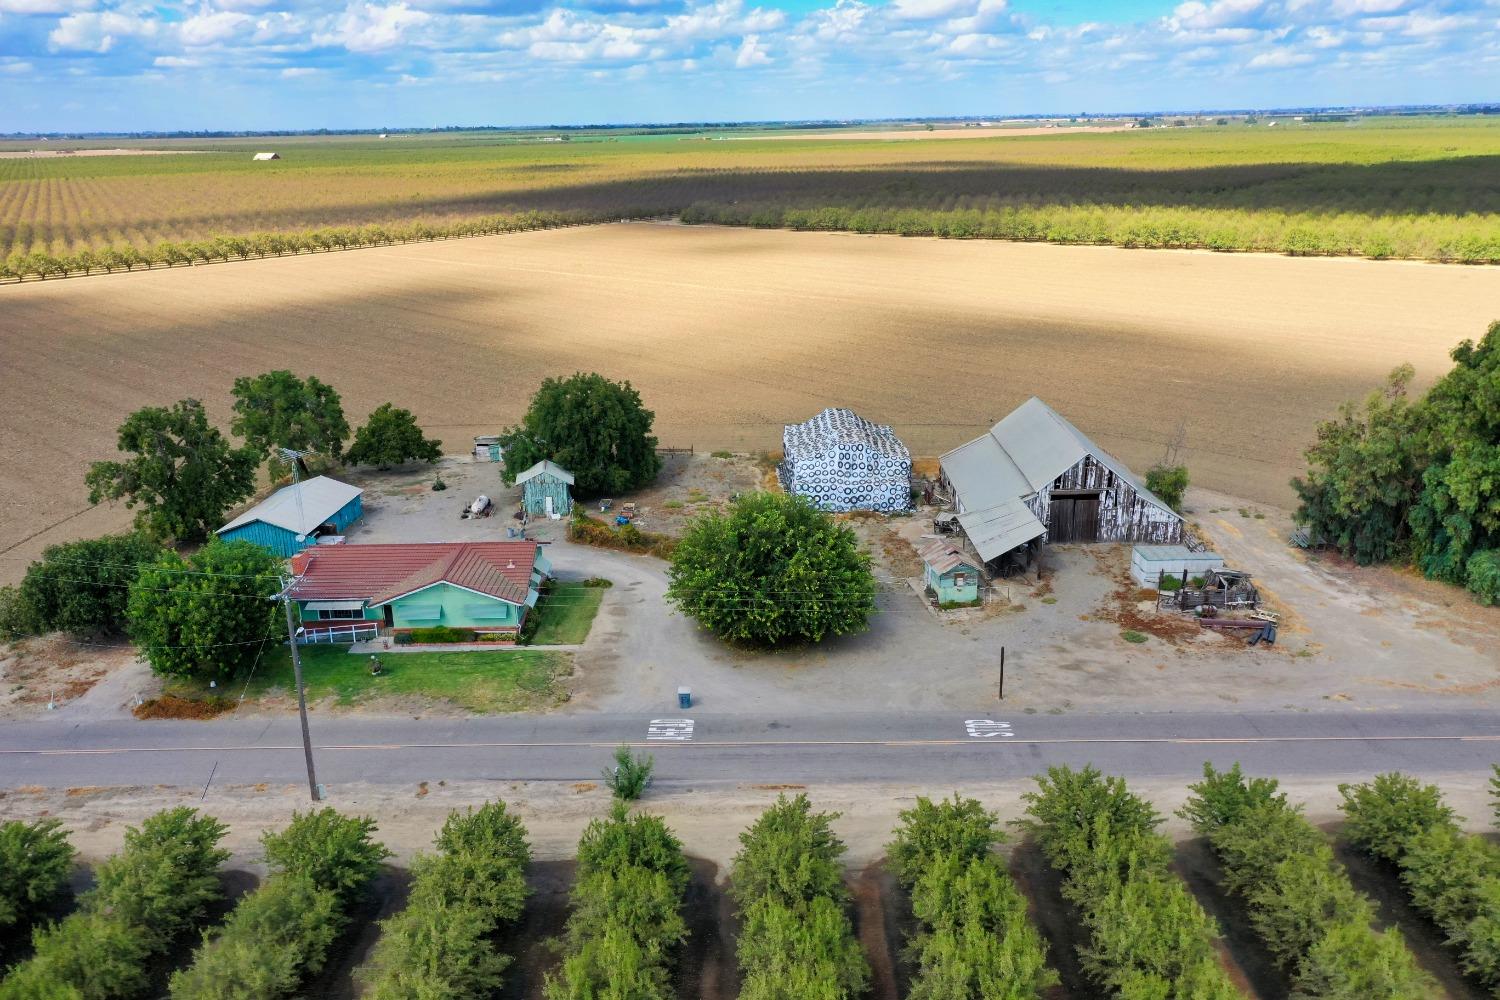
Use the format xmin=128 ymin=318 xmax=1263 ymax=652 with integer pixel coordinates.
xmin=919 ymin=540 xmax=982 ymax=576
xmin=218 ymin=476 xmax=362 ymax=537
xmin=956 ymin=500 xmax=1047 ymax=563
xmin=515 ymin=460 xmax=575 ymax=486
xmin=289 ymin=542 xmax=541 ymax=607
xmin=940 ymin=397 xmax=1178 ymax=518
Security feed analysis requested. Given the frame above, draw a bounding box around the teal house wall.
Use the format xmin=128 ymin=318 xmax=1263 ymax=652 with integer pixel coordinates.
xmin=925 ymin=558 xmax=980 ymax=604
xmin=385 ymin=583 xmax=524 ymax=631
xmin=221 ymin=494 xmax=363 ymax=558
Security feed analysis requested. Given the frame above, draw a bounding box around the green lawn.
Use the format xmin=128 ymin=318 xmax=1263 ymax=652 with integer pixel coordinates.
xmin=527 ymin=582 xmax=606 ymax=645
xmin=179 ymin=645 xmax=570 ymax=713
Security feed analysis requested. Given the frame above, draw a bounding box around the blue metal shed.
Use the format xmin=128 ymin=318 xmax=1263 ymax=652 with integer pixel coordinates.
xmin=217 ymin=476 xmax=364 ymax=557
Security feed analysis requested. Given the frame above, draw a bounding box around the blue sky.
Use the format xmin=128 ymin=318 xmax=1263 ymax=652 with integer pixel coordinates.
xmin=1 ymin=0 xmax=1497 ymax=131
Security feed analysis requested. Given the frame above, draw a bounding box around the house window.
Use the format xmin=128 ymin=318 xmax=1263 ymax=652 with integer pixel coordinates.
xmin=317 ymin=608 xmax=363 ymax=621
xmin=953 ymin=573 xmax=967 ymax=588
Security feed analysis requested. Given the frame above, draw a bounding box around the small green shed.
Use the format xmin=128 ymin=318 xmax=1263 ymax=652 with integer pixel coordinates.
xmin=516 ymin=460 xmax=574 ymax=517
xmin=920 ymin=540 xmax=982 ymax=605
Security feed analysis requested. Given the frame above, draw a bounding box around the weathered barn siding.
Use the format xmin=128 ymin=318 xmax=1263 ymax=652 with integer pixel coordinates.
xmin=1024 ymin=456 xmax=1182 ymax=544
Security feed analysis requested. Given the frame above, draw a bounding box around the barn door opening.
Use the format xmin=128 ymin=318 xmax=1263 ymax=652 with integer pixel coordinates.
xmin=1048 ymin=491 xmax=1102 ymax=543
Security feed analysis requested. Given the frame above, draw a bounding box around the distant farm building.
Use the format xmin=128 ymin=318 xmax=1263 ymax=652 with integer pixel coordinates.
xmin=217 ymin=476 xmax=363 ymax=557
xmin=473 ymin=435 xmax=503 ymax=463
xmin=940 ymin=397 xmax=1182 ymax=567
xmin=780 ymin=408 xmax=911 ymax=513
xmin=289 ymin=541 xmax=549 ymax=640
xmin=516 ymin=460 xmax=574 ymax=517
xmin=252 ymin=152 xmax=280 ymax=161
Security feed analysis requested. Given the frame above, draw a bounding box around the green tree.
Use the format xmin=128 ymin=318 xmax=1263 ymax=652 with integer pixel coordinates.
xmin=0 ymin=807 xmax=230 ymax=1000
xmin=0 ymin=819 xmax=74 ymax=943
xmin=500 ymin=373 xmax=661 ymax=497
xmin=260 ymin=808 xmax=391 ymax=902
xmin=85 ymin=399 xmax=259 ymax=544
xmin=1338 ymin=773 xmax=1457 ymax=862
xmin=230 ymin=370 xmax=349 ymax=468
xmin=345 ymin=403 xmax=442 ymax=470
xmin=20 ymin=534 xmax=163 ymax=639
xmin=667 ymin=492 xmax=875 ymax=646
xmin=126 ymin=541 xmax=284 ymax=682
xmin=1145 ymin=464 xmax=1189 ymax=512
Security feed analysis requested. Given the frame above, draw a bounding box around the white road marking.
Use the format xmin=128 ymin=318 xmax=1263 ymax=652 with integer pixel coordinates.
xmin=647 ymin=718 xmax=695 ymax=742
xmin=965 ymin=719 xmax=1014 ymax=739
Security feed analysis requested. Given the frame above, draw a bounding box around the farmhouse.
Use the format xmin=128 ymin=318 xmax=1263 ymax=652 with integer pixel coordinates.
xmin=216 ymin=476 xmax=363 ymax=557
xmin=941 ymin=397 xmax=1182 ymax=562
xmin=251 ymin=152 xmax=280 ymax=161
xmin=289 ymin=541 xmax=549 ymax=639
xmin=780 ymin=407 xmax=911 ymax=513
xmin=516 ymin=460 xmax=574 ymax=517
xmin=920 ymin=540 xmax=982 ymax=604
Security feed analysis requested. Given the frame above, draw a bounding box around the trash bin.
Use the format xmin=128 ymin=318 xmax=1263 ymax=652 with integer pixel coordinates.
xmin=677 ymin=686 xmax=692 ymax=710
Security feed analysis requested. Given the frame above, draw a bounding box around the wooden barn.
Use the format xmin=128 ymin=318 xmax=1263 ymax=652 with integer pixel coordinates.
xmin=940 ymin=397 xmax=1182 ymax=562
xmin=516 ymin=460 xmax=574 ymax=517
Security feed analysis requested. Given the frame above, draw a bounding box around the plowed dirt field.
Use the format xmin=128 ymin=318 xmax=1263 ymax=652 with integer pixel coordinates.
xmin=2 ymin=223 xmax=1497 ymax=580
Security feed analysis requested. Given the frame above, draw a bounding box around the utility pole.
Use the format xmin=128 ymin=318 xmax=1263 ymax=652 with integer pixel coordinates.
xmin=279 ymin=576 xmax=321 ymax=802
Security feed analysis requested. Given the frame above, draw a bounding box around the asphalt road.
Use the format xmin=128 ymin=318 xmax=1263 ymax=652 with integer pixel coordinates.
xmin=3 ymin=710 xmax=1497 ymax=792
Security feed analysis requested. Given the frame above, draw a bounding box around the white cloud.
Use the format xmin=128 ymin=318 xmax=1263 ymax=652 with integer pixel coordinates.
xmin=280 ymin=65 xmax=318 ymax=76
xmin=1247 ymin=47 xmax=1313 ymax=66
xmin=0 ymin=58 xmax=35 ymax=72
xmin=1168 ymin=0 xmax=1263 ymax=31
xmin=734 ymin=31 xmax=768 ymax=64
xmin=314 ymin=2 xmax=432 ymax=52
xmin=1331 ymin=0 xmax=1408 ymax=13
xmin=179 ymin=10 xmax=252 ymax=45
xmin=48 ymin=10 xmax=154 ymax=52
xmin=152 ymin=54 xmax=199 ymax=66
xmin=0 ymin=0 xmax=91 ymax=13
xmin=888 ymin=0 xmax=971 ymax=21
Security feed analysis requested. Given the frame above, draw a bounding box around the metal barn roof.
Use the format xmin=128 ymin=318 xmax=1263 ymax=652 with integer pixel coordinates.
xmin=218 ymin=476 xmax=362 ymax=538
xmin=515 ymin=460 xmax=575 ymax=486
xmin=955 ymin=499 xmax=1047 ymax=563
xmin=919 ymin=540 xmax=983 ymax=575
xmin=941 ymin=397 xmax=1176 ymax=517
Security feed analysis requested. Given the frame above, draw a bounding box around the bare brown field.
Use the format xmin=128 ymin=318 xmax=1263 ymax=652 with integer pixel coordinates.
xmin=1 ymin=222 xmax=1496 ymax=581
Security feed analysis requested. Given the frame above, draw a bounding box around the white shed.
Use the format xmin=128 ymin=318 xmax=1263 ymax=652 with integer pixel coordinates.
xmin=1131 ymin=545 xmax=1224 ymax=588
xmin=252 ymin=152 xmax=280 ymax=161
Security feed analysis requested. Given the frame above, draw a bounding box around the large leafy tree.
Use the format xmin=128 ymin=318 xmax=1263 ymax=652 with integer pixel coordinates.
xmin=85 ymin=399 xmax=259 ymax=544
xmin=126 ymin=540 xmax=285 ymax=681
xmin=500 ymin=373 xmax=660 ymax=497
xmin=345 ymin=403 xmax=442 ymax=469
xmin=20 ymin=534 xmax=164 ymax=639
xmin=0 ymin=819 xmax=74 ymax=945
xmin=667 ymin=492 xmax=875 ymax=646
xmin=230 ymin=370 xmax=350 ymax=469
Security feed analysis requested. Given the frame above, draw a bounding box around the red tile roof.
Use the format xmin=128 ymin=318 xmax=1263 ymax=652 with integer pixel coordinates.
xmin=290 ymin=542 xmax=539 ymax=606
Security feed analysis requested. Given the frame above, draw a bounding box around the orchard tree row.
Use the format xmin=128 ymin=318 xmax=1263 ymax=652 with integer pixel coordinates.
xmin=6 ymin=767 xmax=1494 ymax=999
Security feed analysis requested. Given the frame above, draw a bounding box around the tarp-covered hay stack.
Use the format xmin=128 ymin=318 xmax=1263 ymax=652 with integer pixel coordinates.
xmin=780 ymin=407 xmax=912 ymax=513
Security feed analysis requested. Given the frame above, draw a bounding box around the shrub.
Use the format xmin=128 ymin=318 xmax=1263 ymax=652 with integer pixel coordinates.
xmin=362 ymin=802 xmax=530 ymax=1000
xmin=544 ymin=804 xmax=688 ymax=1000
xmin=1466 ymin=549 xmax=1500 ymax=605
xmin=405 ymin=626 xmax=476 ymax=644
xmin=1183 ymin=765 xmax=1431 ymax=996
xmin=1340 ymin=773 xmax=1500 ymax=990
xmin=567 ymin=509 xmax=677 ymax=558
xmin=1021 ymin=766 xmax=1238 ymax=998
xmin=581 ymin=577 xmax=613 ymax=588
xmin=1145 ymin=463 xmax=1189 ymax=512
xmin=0 ymin=584 xmax=38 ymax=641
xmin=889 ymin=796 xmax=1055 ymax=999
xmin=168 ymin=875 xmax=343 ymax=1000
xmin=19 ymin=534 xmax=164 ymax=640
xmin=667 ymin=492 xmax=876 ymax=646
xmin=730 ymin=795 xmax=869 ymax=999
xmin=0 ymin=808 xmax=229 ymax=1000
xmin=605 ymin=746 xmax=655 ymax=801
xmin=0 ymin=819 xmax=74 ymax=944
xmin=260 ymin=808 xmax=391 ymax=902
